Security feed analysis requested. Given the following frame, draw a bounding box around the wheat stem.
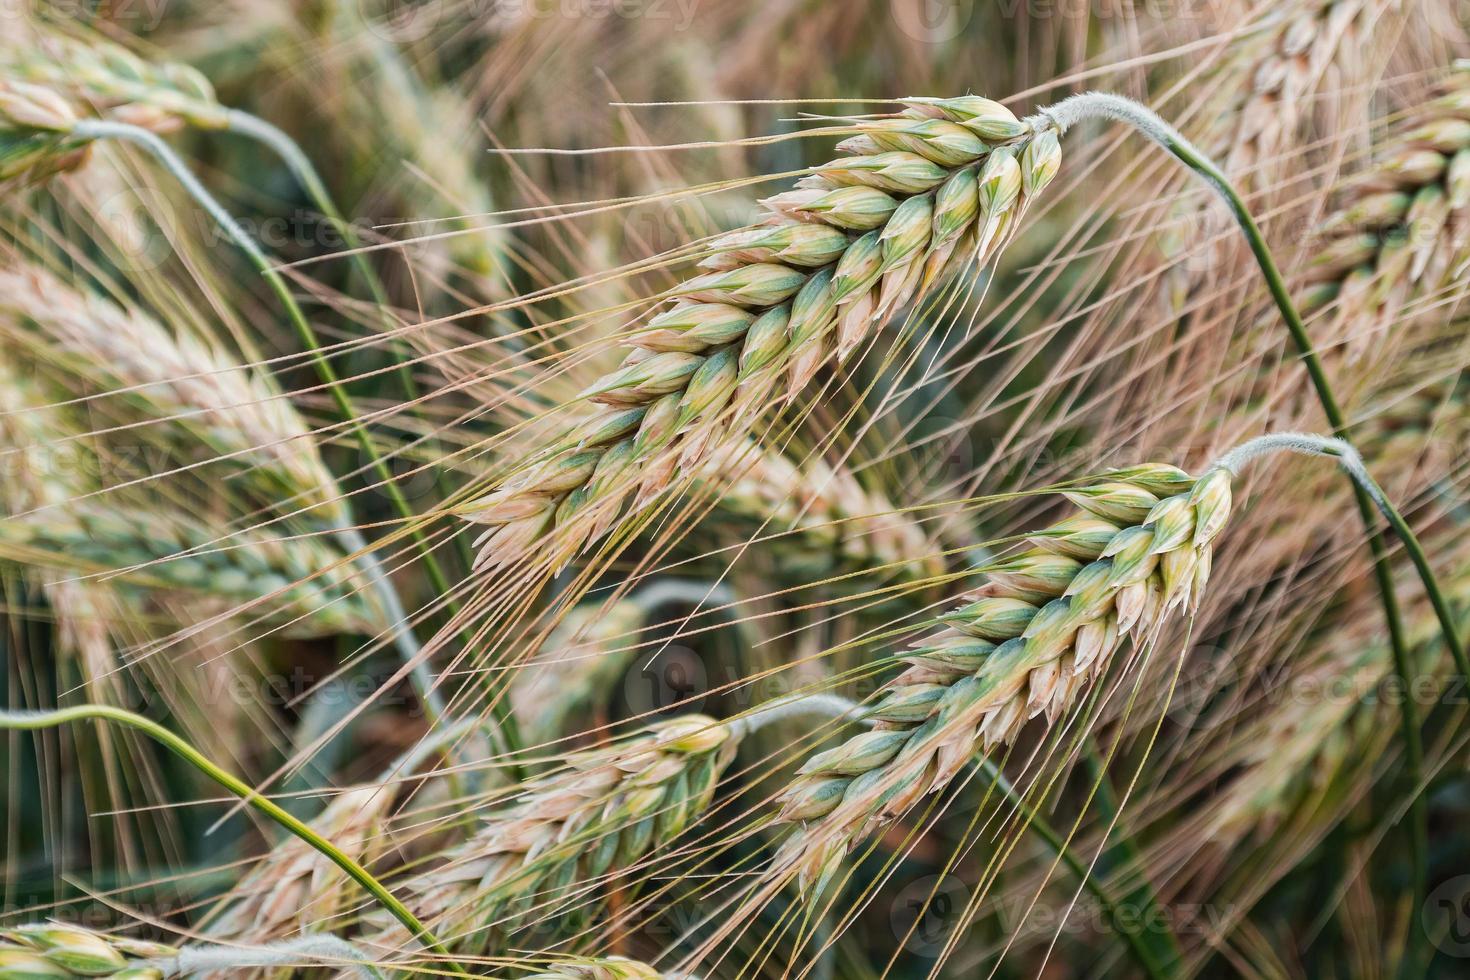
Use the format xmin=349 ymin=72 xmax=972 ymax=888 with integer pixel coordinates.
xmin=0 ymin=705 xmax=460 ymax=971
xmin=67 ymin=118 xmax=524 ymax=759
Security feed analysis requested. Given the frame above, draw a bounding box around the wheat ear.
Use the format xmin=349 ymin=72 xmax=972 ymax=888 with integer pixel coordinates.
xmin=0 ymin=79 xmax=92 ymax=180
xmin=364 ymin=715 xmax=740 ymax=957
xmin=1300 ymin=67 xmax=1470 ymax=339
xmin=770 ymin=460 xmax=1232 ymax=895
xmin=0 ymin=265 xmax=343 ymax=518
xmin=697 ymin=439 xmax=941 ymax=584
xmin=0 ymin=503 xmax=384 ymax=638
xmin=463 ymin=97 xmax=1061 ymax=569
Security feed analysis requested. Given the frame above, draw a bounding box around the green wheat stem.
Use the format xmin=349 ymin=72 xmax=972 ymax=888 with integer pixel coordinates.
xmin=69 ymin=119 xmax=525 ymax=765
xmin=0 ymin=705 xmax=461 ymax=972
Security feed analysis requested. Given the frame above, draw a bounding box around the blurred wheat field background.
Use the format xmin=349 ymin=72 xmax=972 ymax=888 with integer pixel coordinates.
xmin=1 ymin=0 xmax=1468 ymax=977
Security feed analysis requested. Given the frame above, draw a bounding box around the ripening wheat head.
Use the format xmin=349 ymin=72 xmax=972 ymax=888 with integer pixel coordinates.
xmin=366 ymin=715 xmax=739 ymax=957
xmin=770 ymin=462 xmax=1233 ymax=895
xmin=0 ymin=79 xmax=91 ymax=181
xmin=0 ymin=502 xmax=384 ymax=638
xmin=462 ymin=97 xmax=1062 ymax=570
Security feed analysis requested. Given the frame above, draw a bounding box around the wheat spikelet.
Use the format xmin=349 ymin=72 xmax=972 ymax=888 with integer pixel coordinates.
xmin=365 ymin=715 xmax=739 ymax=957
xmin=0 ymin=923 xmax=175 ymax=979
xmin=0 ymin=503 xmax=382 ymax=638
xmin=771 ymin=462 xmax=1234 ymax=895
xmin=0 ymin=265 xmax=343 ymax=518
xmin=1300 ymin=67 xmax=1470 ymax=342
xmin=463 ymin=97 xmax=1062 ymax=569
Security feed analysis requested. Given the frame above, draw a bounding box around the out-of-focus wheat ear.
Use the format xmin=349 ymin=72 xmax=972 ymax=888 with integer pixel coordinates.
xmin=1301 ymin=66 xmax=1470 ymax=354
xmin=463 ymin=98 xmax=1064 ymax=571
xmin=520 ymin=958 xmax=669 ymax=980
xmin=3 ymin=29 xmax=229 ymax=131
xmin=0 ymin=265 xmax=345 ymax=520
xmin=0 ymin=503 xmax=385 ymax=638
xmin=0 ymin=79 xmax=93 ymax=181
xmin=696 ymin=439 xmax=943 ymax=585
xmin=771 ymin=462 xmax=1231 ymax=897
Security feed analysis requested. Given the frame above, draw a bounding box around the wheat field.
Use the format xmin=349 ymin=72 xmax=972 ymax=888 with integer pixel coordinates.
xmin=1 ymin=1 xmax=1468 ymax=978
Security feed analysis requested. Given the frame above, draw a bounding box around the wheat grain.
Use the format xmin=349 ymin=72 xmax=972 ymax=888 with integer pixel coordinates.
xmin=463 ymin=98 xmax=1061 ymax=569
xmin=0 ymin=923 xmax=175 ymax=979
xmin=0 ymin=503 xmax=382 ymax=638
xmin=364 ymin=715 xmax=739 ymax=957
xmin=771 ymin=462 xmax=1233 ymax=896
xmin=0 ymin=265 xmax=343 ymax=518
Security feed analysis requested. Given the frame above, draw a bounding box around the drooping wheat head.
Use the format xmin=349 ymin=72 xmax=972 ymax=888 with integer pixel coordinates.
xmin=462 ymin=97 xmax=1061 ymax=570
xmin=0 ymin=79 xmax=91 ymax=181
xmin=0 ymin=503 xmax=382 ymax=638
xmin=771 ymin=462 xmax=1233 ymax=895
xmin=1 ymin=28 xmax=227 ymax=132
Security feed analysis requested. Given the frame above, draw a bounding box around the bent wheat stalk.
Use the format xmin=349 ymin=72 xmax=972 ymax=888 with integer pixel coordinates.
xmin=463 ymin=97 xmax=1061 ymax=569
xmin=0 ymin=705 xmax=456 ymax=966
